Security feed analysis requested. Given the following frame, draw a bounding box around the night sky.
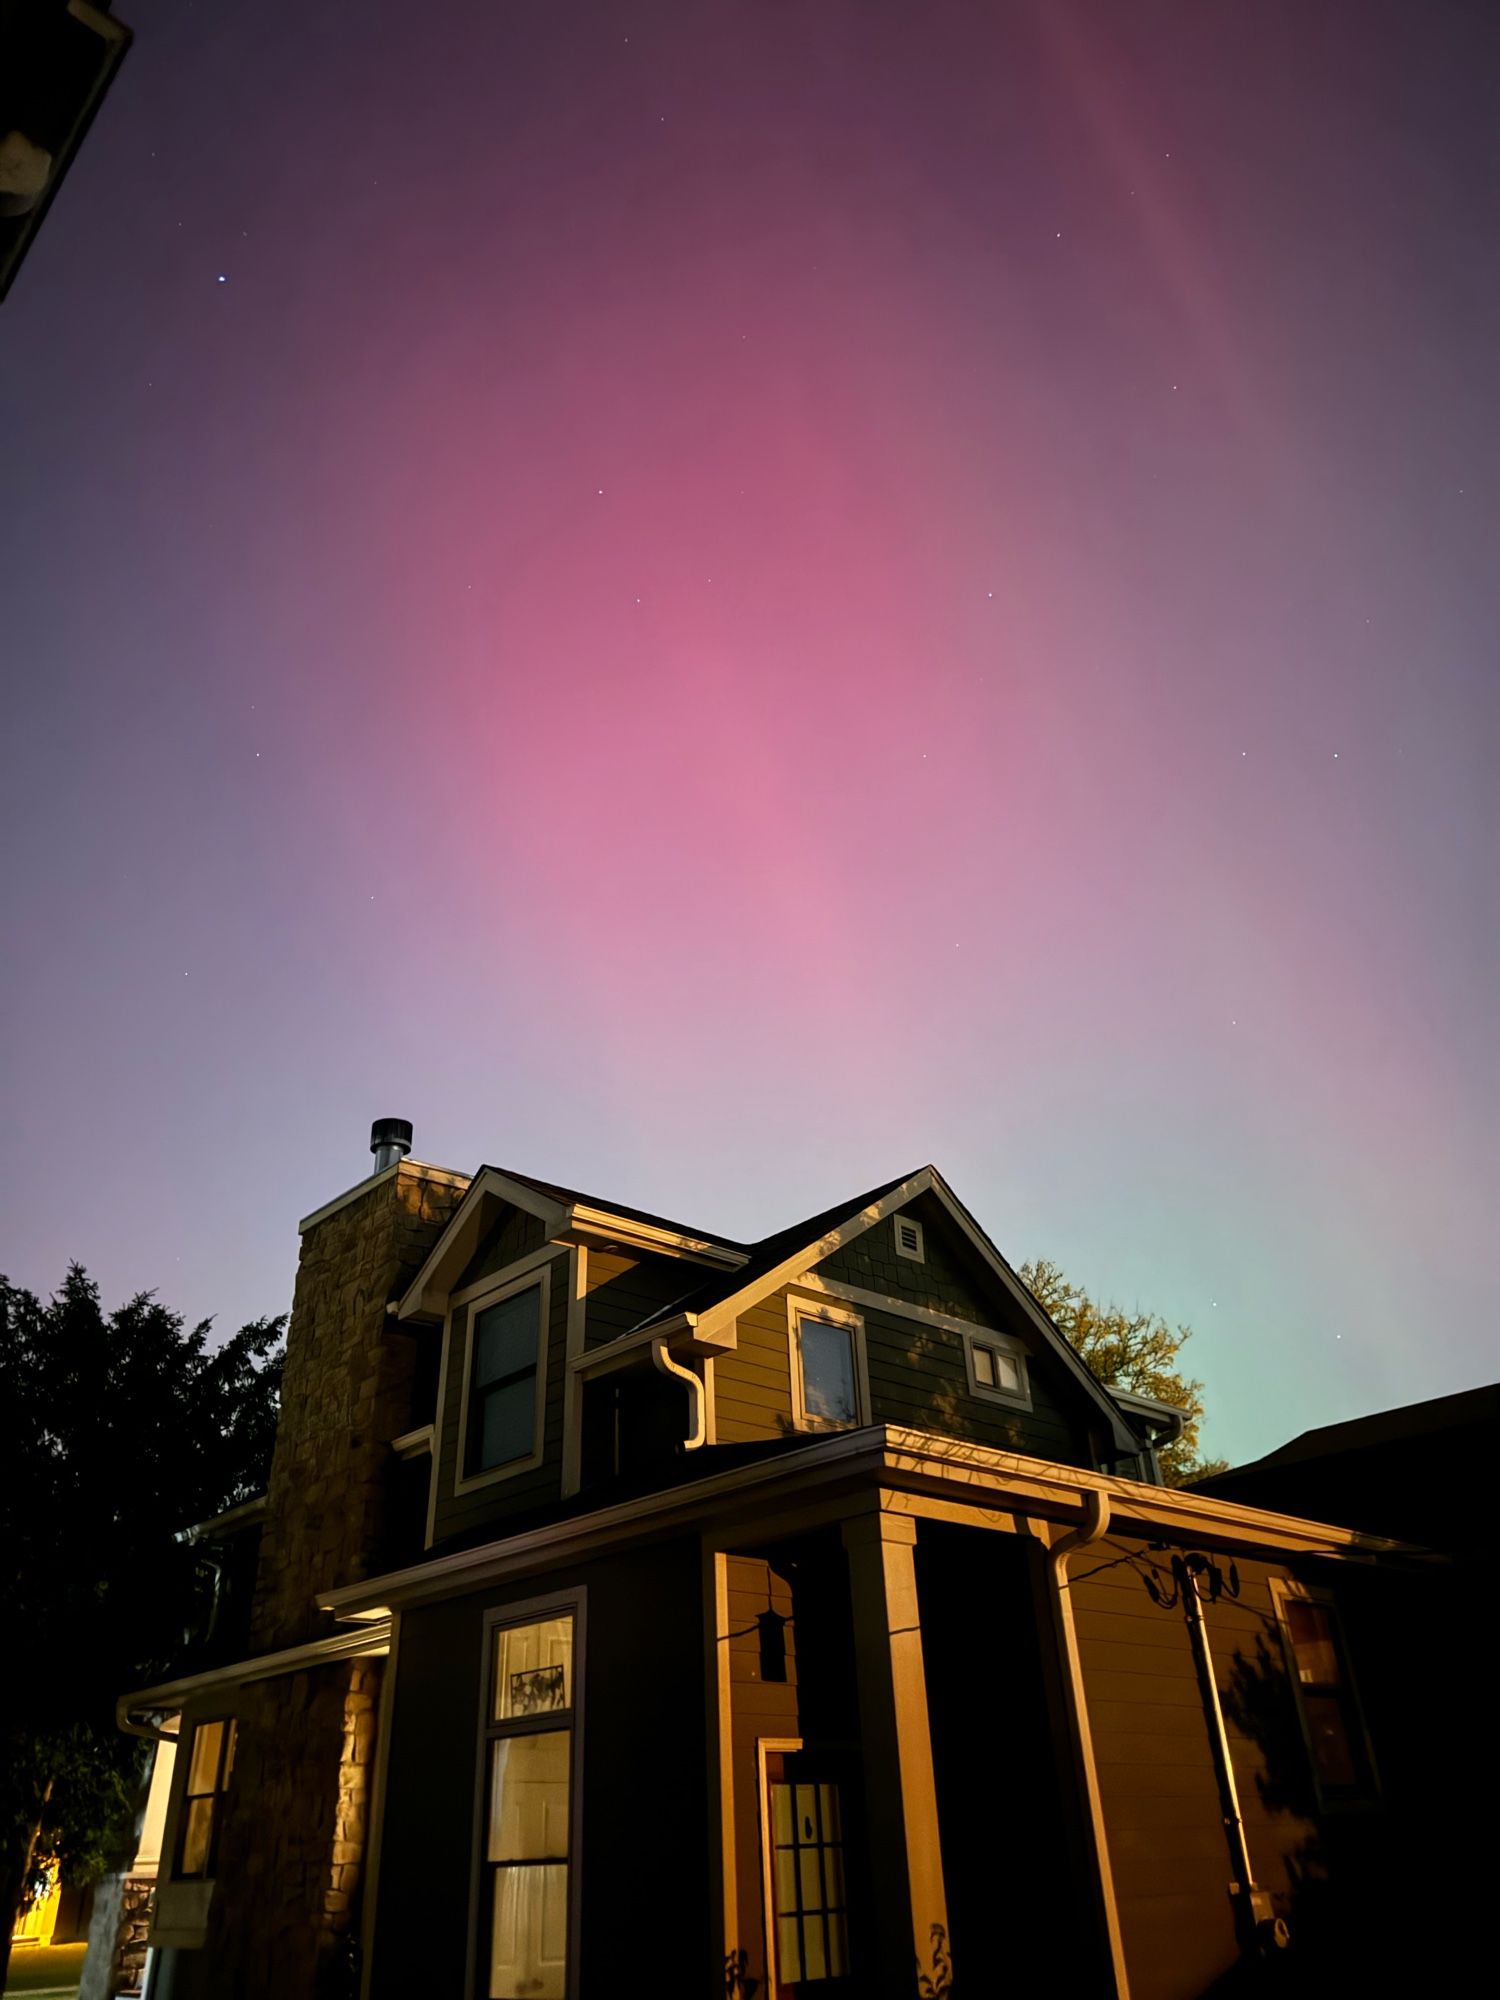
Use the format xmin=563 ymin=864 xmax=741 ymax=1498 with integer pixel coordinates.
xmin=3 ymin=1 xmax=1497 ymax=1466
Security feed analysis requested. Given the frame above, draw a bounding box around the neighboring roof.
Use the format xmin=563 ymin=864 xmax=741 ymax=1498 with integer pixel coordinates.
xmin=1199 ymin=1382 xmax=1500 ymax=1483
xmin=626 ymin=1169 xmax=922 ymax=1334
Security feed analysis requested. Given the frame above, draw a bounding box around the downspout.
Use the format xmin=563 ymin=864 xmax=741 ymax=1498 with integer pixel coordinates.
xmin=1045 ymin=1491 xmax=1131 ymax=2000
xmin=651 ymin=1338 xmax=706 ymax=1450
xmin=1178 ymin=1564 xmax=1289 ymax=1954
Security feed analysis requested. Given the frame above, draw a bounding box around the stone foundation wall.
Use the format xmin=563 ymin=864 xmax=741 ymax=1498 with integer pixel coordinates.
xmin=115 ymin=1876 xmax=154 ymax=1994
xmin=202 ymin=1659 xmax=381 ymax=2000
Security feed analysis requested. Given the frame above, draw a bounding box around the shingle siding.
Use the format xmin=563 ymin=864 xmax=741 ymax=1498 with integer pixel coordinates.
xmin=713 ymin=1199 xmax=1096 ymax=1465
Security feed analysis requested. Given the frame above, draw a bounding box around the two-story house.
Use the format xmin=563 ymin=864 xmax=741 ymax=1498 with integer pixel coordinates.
xmin=118 ymin=1124 xmax=1457 ymax=2000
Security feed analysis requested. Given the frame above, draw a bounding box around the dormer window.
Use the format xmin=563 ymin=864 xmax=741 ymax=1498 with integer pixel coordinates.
xmin=962 ymin=1328 xmax=1031 ymax=1411
xmin=458 ymin=1271 xmax=551 ymax=1490
xmin=893 ymin=1214 xmax=925 ymax=1263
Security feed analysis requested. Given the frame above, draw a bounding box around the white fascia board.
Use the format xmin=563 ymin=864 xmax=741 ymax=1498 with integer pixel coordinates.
xmin=317 ymin=1425 xmax=1412 ymax=1624
xmin=397 ymin=1168 xmax=571 ymax=1321
xmin=118 ymin=1621 xmax=393 ymax=1724
xmin=688 ymin=1171 xmax=939 ymax=1344
xmin=564 ymin=1207 xmax=748 ymax=1267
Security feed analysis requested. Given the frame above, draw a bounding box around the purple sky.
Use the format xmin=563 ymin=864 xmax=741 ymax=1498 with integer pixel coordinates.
xmin=2 ymin=0 xmax=1496 ymax=1467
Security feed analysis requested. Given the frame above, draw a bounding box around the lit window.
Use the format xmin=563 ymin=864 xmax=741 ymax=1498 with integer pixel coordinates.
xmin=791 ymin=1305 xmax=865 ymax=1430
xmin=481 ymin=1611 xmax=578 ymax=2000
xmin=762 ymin=1749 xmax=850 ymax=1989
xmin=176 ymin=1718 xmax=236 ymax=1879
xmin=467 ymin=1285 xmax=543 ymax=1477
xmin=963 ymin=1329 xmax=1031 ymax=1408
xmin=1273 ymin=1585 xmax=1378 ymax=1808
xmin=893 ymin=1215 xmax=925 ymax=1263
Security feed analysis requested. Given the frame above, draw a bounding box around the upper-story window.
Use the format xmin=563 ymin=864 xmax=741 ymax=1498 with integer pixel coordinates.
xmin=788 ymin=1299 xmax=869 ymax=1432
xmin=176 ymin=1717 xmax=236 ymax=1878
xmin=961 ymin=1326 xmax=1032 ymax=1411
xmin=460 ymin=1273 xmax=550 ymax=1487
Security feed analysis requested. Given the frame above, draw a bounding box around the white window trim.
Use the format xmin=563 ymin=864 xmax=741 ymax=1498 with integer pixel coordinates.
xmin=786 ymin=1297 xmax=871 ymax=1433
xmin=892 ymin=1213 xmax=925 ymax=1263
xmin=453 ymin=1264 xmax=553 ymax=1497
xmin=469 ymin=1588 xmax=587 ymax=2000
xmin=1267 ymin=1578 xmax=1380 ymax=1812
xmin=756 ymin=1736 xmax=804 ymax=2000
xmin=960 ymin=1326 xmax=1033 ymax=1412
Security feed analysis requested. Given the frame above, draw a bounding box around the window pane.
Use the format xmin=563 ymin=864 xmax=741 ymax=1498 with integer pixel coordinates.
xmin=817 ymin=1783 xmax=841 ymax=1844
xmin=825 ymin=1843 xmax=846 ymax=1908
xmin=474 ymin=1290 xmax=540 ymax=1389
xmin=800 ymin=1318 xmax=857 ymax=1425
xmin=179 ymin=1797 xmax=215 ymax=1877
xmin=778 ymin=1916 xmax=803 ymax=1983
xmin=774 ymin=1846 xmax=797 ymax=1912
xmin=494 ymin=1617 xmax=574 ymax=1720
xmin=828 ymin=1908 xmax=849 ymax=1975
xmin=995 ymin=1353 xmax=1021 ymax=1392
xmin=771 ymin=1780 xmax=793 ymax=1847
xmin=1285 ymin=1599 xmax=1342 ymax=1687
xmin=479 ymin=1377 xmax=537 ymax=1470
xmin=1302 ymin=1693 xmax=1359 ymax=1791
xmin=489 ymin=1861 xmax=567 ymax=2000
xmin=799 ymin=1844 xmax=822 ymax=1910
xmin=972 ymin=1345 xmax=996 ymax=1387
xmin=186 ymin=1721 xmax=224 ymax=1797
xmin=487 ymin=1733 xmax=571 ymax=1863
xmin=804 ymin=1913 xmax=828 ymax=1979
xmin=222 ymin=1719 xmax=237 ymax=1785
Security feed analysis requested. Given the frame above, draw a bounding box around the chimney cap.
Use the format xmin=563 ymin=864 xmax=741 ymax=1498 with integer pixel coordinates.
xmin=370 ymin=1117 xmax=414 ymax=1167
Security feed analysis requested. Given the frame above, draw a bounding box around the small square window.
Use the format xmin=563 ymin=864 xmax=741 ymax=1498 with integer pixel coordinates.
xmin=963 ymin=1329 xmax=1030 ymax=1409
xmin=893 ymin=1215 xmax=925 ymax=1263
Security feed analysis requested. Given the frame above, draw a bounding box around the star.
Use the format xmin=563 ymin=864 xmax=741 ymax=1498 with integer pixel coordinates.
xmin=217 ymin=274 xmax=227 ymax=283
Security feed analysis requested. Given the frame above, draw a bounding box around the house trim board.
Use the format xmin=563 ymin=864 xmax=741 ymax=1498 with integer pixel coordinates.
xmin=119 ymin=1621 xmax=394 ymax=1726
xmin=317 ymin=1425 xmax=1412 ymax=1624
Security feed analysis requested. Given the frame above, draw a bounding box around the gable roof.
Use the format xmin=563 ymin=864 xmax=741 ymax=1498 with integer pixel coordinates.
xmin=621 ymin=1164 xmax=1138 ymax=1456
xmin=395 ymin=1154 xmax=1139 ymax=1456
xmin=624 ymin=1169 xmax=921 ymax=1336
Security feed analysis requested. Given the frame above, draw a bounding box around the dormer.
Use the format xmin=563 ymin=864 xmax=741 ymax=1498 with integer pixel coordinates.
xmin=394 ymin=1168 xmax=747 ymax=1546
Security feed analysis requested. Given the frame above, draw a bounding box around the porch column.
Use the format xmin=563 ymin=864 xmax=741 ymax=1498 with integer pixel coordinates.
xmin=842 ymin=1508 xmax=950 ymax=1999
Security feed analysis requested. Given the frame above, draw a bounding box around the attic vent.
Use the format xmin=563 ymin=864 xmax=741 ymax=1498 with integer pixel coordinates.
xmin=893 ymin=1215 xmax=925 ymax=1263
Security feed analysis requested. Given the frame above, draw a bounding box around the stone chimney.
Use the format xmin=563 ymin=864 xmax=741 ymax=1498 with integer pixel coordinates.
xmin=198 ymin=1129 xmax=468 ymax=2000
xmin=251 ymin=1128 xmax=468 ymax=1651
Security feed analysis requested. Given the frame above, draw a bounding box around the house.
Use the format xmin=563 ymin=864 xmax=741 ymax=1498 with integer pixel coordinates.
xmin=117 ymin=1124 xmax=1470 ymax=2000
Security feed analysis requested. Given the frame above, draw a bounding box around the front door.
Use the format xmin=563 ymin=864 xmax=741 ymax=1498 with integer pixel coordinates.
xmin=758 ymin=1744 xmax=856 ymax=1998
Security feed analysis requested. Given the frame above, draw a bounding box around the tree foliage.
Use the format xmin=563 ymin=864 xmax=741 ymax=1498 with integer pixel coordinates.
xmin=1018 ymin=1259 xmax=1227 ymax=1485
xmin=0 ymin=1265 xmax=284 ymax=1966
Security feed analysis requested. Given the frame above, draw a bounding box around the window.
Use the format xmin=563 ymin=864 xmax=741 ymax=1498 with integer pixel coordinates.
xmin=788 ymin=1300 xmax=867 ymax=1431
xmin=462 ymin=1276 xmax=547 ymax=1484
xmin=759 ymin=1743 xmax=852 ymax=1995
xmin=175 ymin=1718 xmax=236 ymax=1878
xmin=892 ymin=1214 xmax=924 ymax=1263
xmin=1271 ymin=1582 xmax=1378 ymax=1808
xmin=961 ymin=1327 xmax=1031 ymax=1410
xmin=479 ymin=1607 xmax=581 ymax=2000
